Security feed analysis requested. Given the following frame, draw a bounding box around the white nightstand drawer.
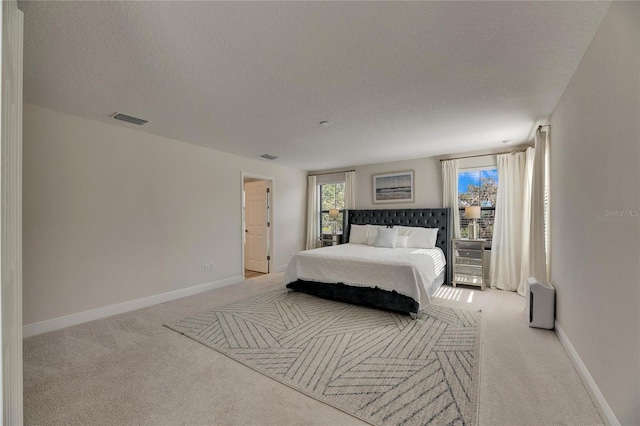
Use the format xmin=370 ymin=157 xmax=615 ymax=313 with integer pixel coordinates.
xmin=454 ymin=240 xmax=485 ymax=250
xmin=454 ymin=265 xmax=483 ymax=277
xmin=453 ymin=275 xmax=484 ymax=285
xmin=455 ymin=257 xmax=483 ymax=267
xmin=454 ymin=249 xmax=483 ymax=261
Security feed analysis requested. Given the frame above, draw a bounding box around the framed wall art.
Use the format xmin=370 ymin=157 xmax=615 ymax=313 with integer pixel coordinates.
xmin=372 ymin=170 xmax=414 ymax=203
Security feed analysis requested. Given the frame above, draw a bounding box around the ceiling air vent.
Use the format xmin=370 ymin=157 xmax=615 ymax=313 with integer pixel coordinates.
xmin=261 ymin=154 xmax=279 ymax=160
xmin=113 ymin=112 xmax=148 ymax=125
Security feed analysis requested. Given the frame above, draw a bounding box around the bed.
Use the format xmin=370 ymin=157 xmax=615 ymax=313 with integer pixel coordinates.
xmin=285 ymin=208 xmax=450 ymax=317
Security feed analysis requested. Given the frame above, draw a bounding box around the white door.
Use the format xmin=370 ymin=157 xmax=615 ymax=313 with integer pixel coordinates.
xmin=244 ymin=181 xmax=269 ymax=273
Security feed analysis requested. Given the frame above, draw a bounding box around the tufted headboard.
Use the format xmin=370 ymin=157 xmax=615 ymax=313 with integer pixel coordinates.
xmin=344 ymin=208 xmax=451 ymax=284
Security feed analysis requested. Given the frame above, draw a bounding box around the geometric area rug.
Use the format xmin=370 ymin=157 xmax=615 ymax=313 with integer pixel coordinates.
xmin=165 ymin=288 xmax=481 ymax=426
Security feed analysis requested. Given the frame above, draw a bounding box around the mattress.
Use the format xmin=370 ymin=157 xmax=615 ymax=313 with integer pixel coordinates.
xmin=284 ymin=243 xmax=446 ymax=311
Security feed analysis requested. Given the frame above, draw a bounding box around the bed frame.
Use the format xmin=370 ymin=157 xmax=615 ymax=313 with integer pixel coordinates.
xmin=287 ymin=208 xmax=451 ymax=316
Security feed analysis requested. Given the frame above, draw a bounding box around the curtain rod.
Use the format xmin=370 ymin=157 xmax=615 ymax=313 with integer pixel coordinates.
xmin=439 ymin=148 xmax=529 ymax=162
xmin=537 ymin=124 xmax=551 ymax=132
xmin=308 ymin=169 xmax=355 ymax=176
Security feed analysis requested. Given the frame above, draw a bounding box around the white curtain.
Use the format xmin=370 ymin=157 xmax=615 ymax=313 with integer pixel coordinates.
xmin=529 ymin=129 xmax=550 ymax=283
xmin=345 ymin=171 xmax=356 ymax=209
xmin=490 ymin=152 xmax=527 ymax=291
xmin=442 ymin=159 xmax=461 ymax=239
xmin=305 ymin=175 xmax=319 ymax=250
xmin=517 ymin=147 xmax=536 ymax=295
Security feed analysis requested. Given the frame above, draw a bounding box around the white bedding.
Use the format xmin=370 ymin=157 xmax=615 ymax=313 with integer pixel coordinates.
xmin=284 ymin=243 xmax=446 ymax=310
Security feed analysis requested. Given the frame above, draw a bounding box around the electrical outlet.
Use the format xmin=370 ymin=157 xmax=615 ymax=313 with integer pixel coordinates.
xmin=204 ymin=264 xmax=210 ymax=272
xmin=208 ymin=263 xmax=214 ymax=271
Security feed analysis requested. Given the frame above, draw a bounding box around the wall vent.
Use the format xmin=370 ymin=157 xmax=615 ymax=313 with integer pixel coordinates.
xmin=261 ymin=154 xmax=279 ymax=160
xmin=113 ymin=112 xmax=148 ymax=125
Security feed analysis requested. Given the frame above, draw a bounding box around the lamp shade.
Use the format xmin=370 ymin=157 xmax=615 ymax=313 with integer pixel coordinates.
xmin=465 ymin=206 xmax=481 ymax=219
xmin=329 ymin=208 xmax=340 ymax=219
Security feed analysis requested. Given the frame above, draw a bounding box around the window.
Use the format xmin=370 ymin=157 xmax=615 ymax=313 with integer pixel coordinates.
xmin=319 ymin=182 xmax=345 ymax=234
xmin=458 ymin=168 xmax=498 ymax=241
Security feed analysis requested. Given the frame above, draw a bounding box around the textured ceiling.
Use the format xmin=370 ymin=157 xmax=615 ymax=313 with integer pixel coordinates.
xmin=20 ymin=1 xmax=609 ymax=171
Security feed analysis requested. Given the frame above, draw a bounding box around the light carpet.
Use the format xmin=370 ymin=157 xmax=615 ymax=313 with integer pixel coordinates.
xmin=166 ymin=288 xmax=482 ymax=426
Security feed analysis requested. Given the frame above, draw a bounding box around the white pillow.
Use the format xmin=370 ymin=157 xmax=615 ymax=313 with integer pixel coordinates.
xmin=406 ymin=227 xmax=439 ymax=248
xmin=396 ymin=235 xmax=409 ymax=248
xmin=374 ymin=227 xmax=399 ymax=248
xmin=394 ymin=226 xmax=412 ymax=237
xmin=348 ymin=224 xmax=368 ymax=244
xmin=365 ymin=225 xmax=378 ymax=245
xmin=366 ymin=224 xmax=380 ymax=235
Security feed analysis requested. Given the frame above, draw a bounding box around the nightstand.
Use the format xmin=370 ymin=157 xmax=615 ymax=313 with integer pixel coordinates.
xmin=452 ymin=239 xmax=486 ymax=290
xmin=321 ymin=232 xmax=342 ymax=247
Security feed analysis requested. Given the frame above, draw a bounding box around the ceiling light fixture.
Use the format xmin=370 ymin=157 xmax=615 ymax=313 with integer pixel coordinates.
xmin=501 ymin=140 xmax=512 ymax=144
xmin=320 ymin=121 xmax=332 ymax=127
xmin=113 ymin=112 xmax=148 ymax=125
xmin=261 ymin=154 xmax=279 ymax=160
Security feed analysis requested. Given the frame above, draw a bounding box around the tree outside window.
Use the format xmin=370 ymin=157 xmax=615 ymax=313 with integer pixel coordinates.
xmin=458 ymin=169 xmax=498 ymax=241
xmin=320 ymin=182 xmax=345 ymax=234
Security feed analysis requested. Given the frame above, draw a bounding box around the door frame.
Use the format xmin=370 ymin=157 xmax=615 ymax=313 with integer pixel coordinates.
xmin=241 ymin=172 xmax=274 ymax=279
xmin=1 ymin=1 xmax=24 ymax=422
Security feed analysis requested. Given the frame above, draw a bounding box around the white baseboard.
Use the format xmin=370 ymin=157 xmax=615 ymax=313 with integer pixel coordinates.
xmin=273 ymin=264 xmax=288 ymax=273
xmin=555 ymin=321 xmax=620 ymax=426
xmin=23 ymin=275 xmax=243 ymax=338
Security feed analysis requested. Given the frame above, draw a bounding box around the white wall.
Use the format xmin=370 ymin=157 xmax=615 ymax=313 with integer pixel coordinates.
xmin=23 ymin=104 xmax=307 ymax=326
xmin=351 ymin=157 xmax=442 ymax=209
xmin=549 ymin=2 xmax=639 ymax=425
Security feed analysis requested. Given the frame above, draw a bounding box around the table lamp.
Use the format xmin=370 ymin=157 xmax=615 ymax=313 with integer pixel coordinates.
xmin=329 ymin=209 xmax=340 ymax=233
xmin=465 ymin=206 xmax=481 ymax=239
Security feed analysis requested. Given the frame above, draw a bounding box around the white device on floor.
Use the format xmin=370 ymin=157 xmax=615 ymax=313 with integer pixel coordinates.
xmin=526 ymin=277 xmax=555 ymax=329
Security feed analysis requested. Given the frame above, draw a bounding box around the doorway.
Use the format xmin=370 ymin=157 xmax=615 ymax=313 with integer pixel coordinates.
xmin=242 ymin=175 xmax=273 ymax=279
